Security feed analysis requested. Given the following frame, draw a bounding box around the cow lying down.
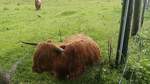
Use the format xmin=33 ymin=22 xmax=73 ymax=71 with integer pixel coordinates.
xmin=24 ymin=34 xmax=101 ymax=80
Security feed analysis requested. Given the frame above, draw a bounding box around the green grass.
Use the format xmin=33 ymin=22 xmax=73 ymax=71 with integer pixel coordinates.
xmin=0 ymin=0 xmax=150 ymax=83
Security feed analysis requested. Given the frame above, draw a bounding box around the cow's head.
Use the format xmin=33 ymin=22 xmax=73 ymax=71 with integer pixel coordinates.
xmin=32 ymin=42 xmax=64 ymax=73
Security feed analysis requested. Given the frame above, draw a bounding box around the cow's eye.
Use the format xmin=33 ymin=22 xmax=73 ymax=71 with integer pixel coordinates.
xmin=60 ymin=45 xmax=66 ymax=49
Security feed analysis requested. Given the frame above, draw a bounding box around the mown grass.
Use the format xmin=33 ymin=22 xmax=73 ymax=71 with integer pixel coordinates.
xmin=0 ymin=0 xmax=150 ymax=83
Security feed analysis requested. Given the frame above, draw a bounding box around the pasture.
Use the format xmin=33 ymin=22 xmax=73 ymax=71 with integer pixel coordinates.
xmin=0 ymin=0 xmax=150 ymax=83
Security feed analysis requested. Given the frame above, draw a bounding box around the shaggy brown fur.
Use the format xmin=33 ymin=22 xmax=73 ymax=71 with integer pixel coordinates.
xmin=32 ymin=34 xmax=101 ymax=79
xmin=35 ymin=0 xmax=41 ymax=10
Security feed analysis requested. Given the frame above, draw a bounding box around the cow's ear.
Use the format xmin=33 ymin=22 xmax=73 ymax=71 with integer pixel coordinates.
xmin=53 ymin=47 xmax=64 ymax=54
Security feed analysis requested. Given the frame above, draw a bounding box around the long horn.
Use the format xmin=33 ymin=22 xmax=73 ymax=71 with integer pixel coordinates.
xmin=59 ymin=48 xmax=64 ymax=52
xmin=54 ymin=47 xmax=64 ymax=54
xmin=20 ymin=41 xmax=38 ymax=46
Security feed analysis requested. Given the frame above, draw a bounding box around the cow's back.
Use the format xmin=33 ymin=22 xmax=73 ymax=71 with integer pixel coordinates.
xmin=63 ymin=34 xmax=100 ymax=65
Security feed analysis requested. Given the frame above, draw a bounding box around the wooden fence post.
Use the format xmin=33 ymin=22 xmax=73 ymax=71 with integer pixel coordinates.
xmin=131 ymin=0 xmax=143 ymax=36
xmin=116 ymin=0 xmax=146 ymax=66
xmin=121 ymin=0 xmax=134 ymax=64
xmin=115 ymin=0 xmax=130 ymax=65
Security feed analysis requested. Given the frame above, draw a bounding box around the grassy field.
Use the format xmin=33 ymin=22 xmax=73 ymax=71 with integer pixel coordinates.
xmin=0 ymin=0 xmax=150 ymax=83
